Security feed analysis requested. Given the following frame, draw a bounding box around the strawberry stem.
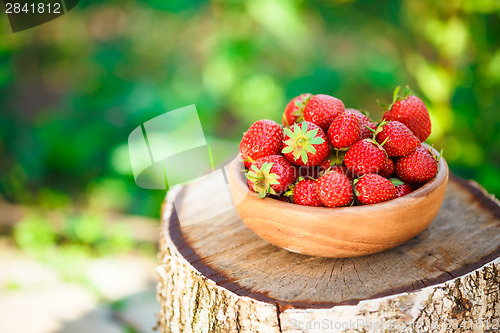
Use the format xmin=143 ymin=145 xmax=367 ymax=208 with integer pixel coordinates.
xmin=379 ymin=85 xmax=412 ymax=112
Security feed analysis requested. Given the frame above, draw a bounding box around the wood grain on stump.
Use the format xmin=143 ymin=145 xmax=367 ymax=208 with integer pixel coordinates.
xmin=157 ymin=175 xmax=500 ymax=333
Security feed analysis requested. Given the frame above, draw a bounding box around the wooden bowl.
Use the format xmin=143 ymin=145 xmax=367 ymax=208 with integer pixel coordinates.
xmin=228 ymin=145 xmax=449 ymax=258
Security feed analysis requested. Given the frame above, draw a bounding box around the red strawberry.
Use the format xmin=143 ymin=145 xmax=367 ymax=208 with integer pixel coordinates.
xmin=303 ymin=94 xmax=345 ymax=132
xmin=381 ymin=86 xmax=431 ymax=142
xmin=375 ymin=120 xmax=420 ymax=157
xmin=379 ymin=158 xmax=394 ymax=178
xmin=282 ymin=121 xmax=329 ymax=167
xmin=395 ymin=145 xmax=438 ymax=184
xmin=390 ymin=178 xmax=413 ymax=198
xmin=291 ymin=179 xmax=323 ymax=207
xmin=327 ymin=111 xmax=360 ymax=149
xmin=346 ymin=108 xmax=377 ymax=140
xmin=315 ymin=172 xmax=353 ymax=207
xmin=354 ymin=174 xmax=396 ymax=205
xmin=344 ymin=139 xmax=388 ymax=177
xmin=240 ymin=119 xmax=283 ymax=168
xmin=246 ymin=155 xmax=296 ymax=198
xmin=282 ymin=93 xmax=312 ymax=127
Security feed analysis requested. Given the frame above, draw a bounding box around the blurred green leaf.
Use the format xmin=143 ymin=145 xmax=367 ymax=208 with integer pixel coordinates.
xmin=0 ymin=0 xmax=499 ymax=217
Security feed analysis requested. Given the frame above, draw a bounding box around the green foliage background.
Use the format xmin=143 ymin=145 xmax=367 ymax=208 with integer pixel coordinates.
xmin=1 ymin=0 xmax=499 ymax=220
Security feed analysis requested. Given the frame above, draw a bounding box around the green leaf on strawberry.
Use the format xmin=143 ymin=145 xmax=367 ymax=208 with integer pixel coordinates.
xmin=291 ymin=94 xmax=312 ymax=118
xmin=246 ymin=162 xmax=280 ymax=199
xmin=389 ymin=178 xmax=405 ymax=187
xmin=282 ymin=122 xmax=325 ymax=165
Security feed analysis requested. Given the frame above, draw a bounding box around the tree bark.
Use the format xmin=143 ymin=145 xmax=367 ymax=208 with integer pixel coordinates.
xmin=157 ymin=176 xmax=500 ymax=333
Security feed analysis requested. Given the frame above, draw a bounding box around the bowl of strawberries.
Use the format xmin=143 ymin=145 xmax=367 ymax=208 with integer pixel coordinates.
xmin=228 ymin=86 xmax=449 ymax=258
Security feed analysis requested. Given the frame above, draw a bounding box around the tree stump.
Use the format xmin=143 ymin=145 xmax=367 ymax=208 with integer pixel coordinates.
xmin=157 ymin=175 xmax=500 ymax=333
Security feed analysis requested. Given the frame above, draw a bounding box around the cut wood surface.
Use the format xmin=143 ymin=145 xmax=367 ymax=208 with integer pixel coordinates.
xmin=157 ymin=175 xmax=500 ymax=332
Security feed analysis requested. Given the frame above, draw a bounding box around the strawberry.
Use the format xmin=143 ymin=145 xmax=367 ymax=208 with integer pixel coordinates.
xmin=240 ymin=119 xmax=283 ymax=168
xmin=395 ymin=145 xmax=438 ymax=184
xmin=282 ymin=93 xmax=312 ymax=127
xmin=379 ymin=157 xmax=394 ymax=178
xmin=303 ymin=94 xmax=345 ymax=132
xmin=290 ymin=178 xmax=323 ymax=207
xmin=344 ymin=139 xmax=387 ymax=177
xmin=315 ymin=171 xmax=353 ymax=207
xmin=390 ymin=178 xmax=413 ymax=198
xmin=246 ymin=155 xmax=297 ymax=198
xmin=346 ymin=108 xmax=377 ymax=140
xmin=354 ymin=173 xmax=396 ymax=205
xmin=282 ymin=121 xmax=329 ymax=167
xmin=327 ymin=111 xmax=360 ymax=149
xmin=380 ymin=86 xmax=431 ymax=142
xmin=375 ymin=120 xmax=420 ymax=157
